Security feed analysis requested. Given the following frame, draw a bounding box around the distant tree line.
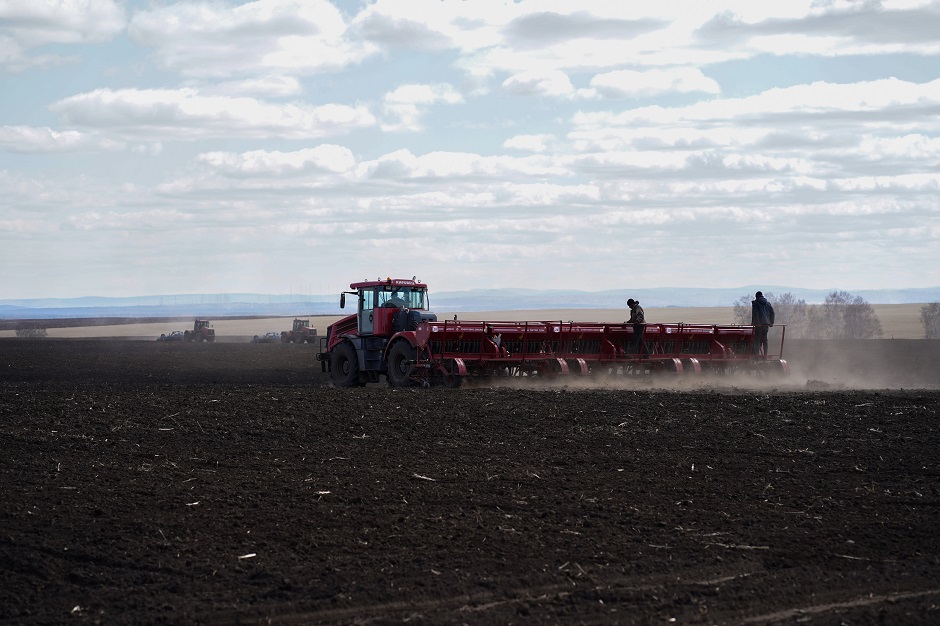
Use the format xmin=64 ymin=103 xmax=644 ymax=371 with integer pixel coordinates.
xmin=922 ymin=303 xmax=940 ymax=339
xmin=733 ymin=293 xmax=940 ymax=339
xmin=732 ymin=290 xmax=884 ymax=339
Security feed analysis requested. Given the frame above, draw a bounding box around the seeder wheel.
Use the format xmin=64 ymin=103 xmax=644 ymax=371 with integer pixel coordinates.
xmin=651 ymin=358 xmax=683 ymax=375
xmin=757 ymin=359 xmax=790 ymax=379
xmin=438 ymin=360 xmax=463 ymax=388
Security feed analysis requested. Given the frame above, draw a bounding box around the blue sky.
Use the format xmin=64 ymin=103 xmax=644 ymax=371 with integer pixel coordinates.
xmin=1 ymin=0 xmax=939 ymax=299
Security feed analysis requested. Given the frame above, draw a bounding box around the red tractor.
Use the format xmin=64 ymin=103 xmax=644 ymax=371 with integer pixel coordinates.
xmin=317 ymin=278 xmax=789 ymax=388
xmin=317 ymin=278 xmax=437 ymax=387
xmin=184 ymin=319 xmax=215 ymax=342
xmin=281 ymin=319 xmax=318 ymax=343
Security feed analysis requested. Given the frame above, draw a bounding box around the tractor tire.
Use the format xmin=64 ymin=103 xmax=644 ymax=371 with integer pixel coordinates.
xmin=184 ymin=331 xmax=192 ymax=342
xmin=386 ymin=341 xmax=416 ymax=387
xmin=331 ymin=342 xmax=361 ymax=388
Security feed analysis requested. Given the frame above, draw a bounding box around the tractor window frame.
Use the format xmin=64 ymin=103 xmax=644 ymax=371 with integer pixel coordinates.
xmin=377 ymin=287 xmax=426 ymax=310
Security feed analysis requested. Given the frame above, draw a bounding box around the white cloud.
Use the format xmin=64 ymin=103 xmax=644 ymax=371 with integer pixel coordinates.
xmin=49 ymin=88 xmax=377 ymax=139
xmin=567 ymin=126 xmax=767 ymax=152
xmin=0 ymin=125 xmax=122 ymax=153
xmin=695 ymin=1 xmax=940 ymax=56
xmin=199 ymin=76 xmax=303 ymax=98
xmin=0 ymin=0 xmax=125 ymax=46
xmin=858 ymin=134 xmax=940 ymax=159
xmin=384 ymin=83 xmax=463 ymax=106
xmin=127 ymin=0 xmax=375 ymax=78
xmin=834 ymin=172 xmax=940 ymax=192
xmin=198 ymin=145 xmax=357 ymax=176
xmin=586 ymin=68 xmax=720 ymax=99
xmin=381 ymin=83 xmax=464 ymax=131
xmin=573 ymin=78 xmax=940 ymax=128
xmin=0 ymin=0 xmax=125 ymax=70
xmin=358 ymin=149 xmax=568 ymax=180
xmin=503 ymin=134 xmax=555 ymax=153
xmin=504 ymin=182 xmax=600 ymax=206
xmin=64 ymin=208 xmax=194 ymax=233
xmin=502 ymin=70 xmax=574 ymax=97
xmin=352 ymin=0 xmax=510 ymax=53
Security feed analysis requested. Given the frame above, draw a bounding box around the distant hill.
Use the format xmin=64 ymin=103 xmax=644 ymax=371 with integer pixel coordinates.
xmin=1 ymin=286 xmax=938 ymax=320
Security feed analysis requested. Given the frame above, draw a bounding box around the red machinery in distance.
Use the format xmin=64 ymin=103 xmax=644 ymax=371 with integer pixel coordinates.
xmin=184 ymin=319 xmax=215 ymax=343
xmin=281 ymin=318 xmax=318 ymax=343
xmin=317 ymin=278 xmax=789 ymax=388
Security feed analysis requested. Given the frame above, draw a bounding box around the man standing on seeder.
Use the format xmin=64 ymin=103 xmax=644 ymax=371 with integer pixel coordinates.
xmin=751 ymin=291 xmax=775 ymax=357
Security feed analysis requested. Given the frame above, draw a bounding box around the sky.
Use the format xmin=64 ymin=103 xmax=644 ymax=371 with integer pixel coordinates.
xmin=1 ymin=0 xmax=939 ymax=300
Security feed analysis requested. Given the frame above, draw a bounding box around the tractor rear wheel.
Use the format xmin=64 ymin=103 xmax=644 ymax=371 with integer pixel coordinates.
xmin=331 ymin=342 xmax=361 ymax=388
xmin=387 ymin=341 xmax=416 ymax=387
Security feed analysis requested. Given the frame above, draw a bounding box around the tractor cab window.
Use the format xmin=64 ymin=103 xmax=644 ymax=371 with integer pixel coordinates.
xmin=378 ymin=287 xmax=426 ymax=310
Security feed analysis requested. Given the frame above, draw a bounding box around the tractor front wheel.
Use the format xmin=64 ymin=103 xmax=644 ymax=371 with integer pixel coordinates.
xmin=331 ymin=342 xmax=361 ymax=387
xmin=387 ymin=342 xmax=416 ymax=387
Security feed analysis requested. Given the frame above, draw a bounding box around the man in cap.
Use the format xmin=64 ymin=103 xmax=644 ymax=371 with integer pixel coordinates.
xmin=626 ymin=298 xmax=648 ymax=357
xmin=751 ymin=291 xmax=775 ymax=357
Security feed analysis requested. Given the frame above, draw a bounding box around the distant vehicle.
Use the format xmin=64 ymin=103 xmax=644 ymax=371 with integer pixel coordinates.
xmin=281 ymin=318 xmax=318 ymax=343
xmin=184 ymin=319 xmax=215 ymax=342
xmin=158 ymin=320 xmax=216 ymax=342
xmin=251 ymin=332 xmax=281 ymax=344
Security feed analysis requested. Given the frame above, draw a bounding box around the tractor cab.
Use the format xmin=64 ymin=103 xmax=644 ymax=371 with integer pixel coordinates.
xmin=342 ymin=278 xmax=436 ymax=337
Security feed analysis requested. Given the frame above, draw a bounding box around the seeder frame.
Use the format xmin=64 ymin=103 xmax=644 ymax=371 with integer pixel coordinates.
xmin=410 ymin=319 xmax=789 ymax=384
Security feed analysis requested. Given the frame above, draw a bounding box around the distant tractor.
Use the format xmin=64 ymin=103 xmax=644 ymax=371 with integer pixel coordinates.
xmin=281 ymin=319 xmax=317 ymax=343
xmin=184 ymin=319 xmax=215 ymax=343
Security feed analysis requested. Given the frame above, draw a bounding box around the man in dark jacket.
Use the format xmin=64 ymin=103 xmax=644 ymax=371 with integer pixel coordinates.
xmin=627 ymin=298 xmax=648 ymax=357
xmin=751 ymin=291 xmax=775 ymax=356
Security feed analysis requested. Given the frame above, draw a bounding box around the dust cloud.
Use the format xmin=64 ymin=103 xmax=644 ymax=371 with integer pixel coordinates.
xmin=477 ymin=339 xmax=939 ymax=392
xmin=783 ymin=339 xmax=939 ymax=390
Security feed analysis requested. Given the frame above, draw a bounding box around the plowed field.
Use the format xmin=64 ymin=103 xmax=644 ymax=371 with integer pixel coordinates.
xmin=2 ymin=338 xmax=939 ymax=625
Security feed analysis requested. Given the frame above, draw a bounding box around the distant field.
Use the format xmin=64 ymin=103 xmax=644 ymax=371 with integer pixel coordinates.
xmin=0 ymin=304 xmax=930 ymax=340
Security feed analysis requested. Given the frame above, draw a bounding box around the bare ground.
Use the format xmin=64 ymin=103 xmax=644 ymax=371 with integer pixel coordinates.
xmin=1 ymin=338 xmax=939 ymax=625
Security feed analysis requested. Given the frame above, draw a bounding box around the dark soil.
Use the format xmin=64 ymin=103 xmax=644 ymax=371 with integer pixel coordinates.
xmin=1 ymin=339 xmax=939 ymax=625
